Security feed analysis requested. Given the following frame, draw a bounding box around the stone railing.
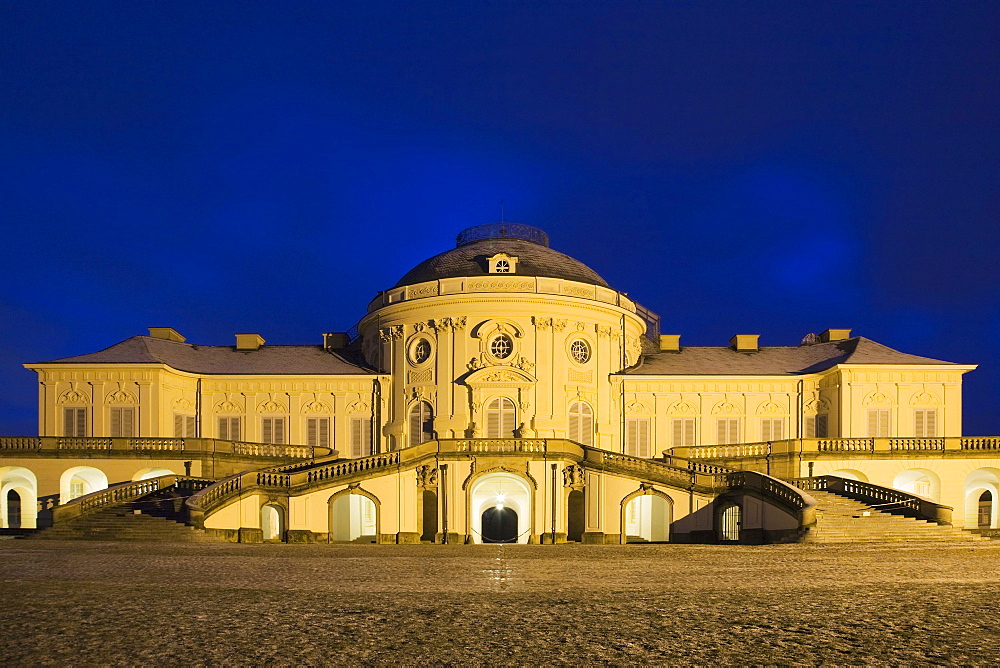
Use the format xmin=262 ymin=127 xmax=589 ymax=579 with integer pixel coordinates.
xmin=787 ymin=475 xmax=952 ymax=525
xmin=0 ymin=436 xmax=331 ymax=460
xmin=305 ymin=452 xmax=400 ymax=483
xmin=677 ymin=437 xmax=1000 ymax=461
xmin=727 ymin=470 xmax=814 ymax=512
xmin=51 ymin=474 xmax=213 ymax=523
xmin=585 ymin=449 xmax=705 ymax=490
xmin=445 ymin=439 xmax=548 ymax=454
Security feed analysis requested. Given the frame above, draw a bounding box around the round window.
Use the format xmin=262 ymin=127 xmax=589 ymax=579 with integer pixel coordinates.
xmin=411 ymin=339 xmax=431 ymax=365
xmin=570 ymin=339 xmax=591 ymax=363
xmin=490 ymin=333 xmax=513 ymax=359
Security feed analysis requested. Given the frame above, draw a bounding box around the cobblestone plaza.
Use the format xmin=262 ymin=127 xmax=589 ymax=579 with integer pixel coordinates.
xmin=3 ymin=540 xmax=999 ymax=665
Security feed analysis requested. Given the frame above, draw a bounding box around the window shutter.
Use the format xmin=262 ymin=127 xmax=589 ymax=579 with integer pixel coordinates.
xmin=914 ymin=410 xmax=924 ymax=437
xmin=868 ymin=410 xmax=891 ymax=437
xmin=262 ymin=418 xmax=273 ymax=444
xmin=351 ymin=418 xmax=371 ymax=457
xmin=174 ymin=414 xmax=184 ymax=437
xmin=761 ymin=418 xmax=771 ymax=442
xmin=487 ymin=399 xmax=501 ymax=438
xmin=926 ymin=410 xmax=936 ymax=437
xmin=110 ymin=408 xmax=121 ymax=436
xmin=307 ymin=418 xmax=317 ymax=446
xmin=772 ymin=419 xmax=782 ymax=441
xmin=581 ymin=404 xmax=593 ymax=446
xmin=637 ymin=418 xmax=649 ymax=458
xmin=805 ymin=416 xmax=816 ymax=439
xmin=64 ymin=409 xmax=74 ymax=437
xmin=816 ymin=414 xmax=828 ymax=438
xmin=274 ymin=418 xmax=285 ymax=444
xmin=121 ymin=408 xmax=134 ymax=437
xmin=728 ymin=419 xmax=739 ymax=445
xmin=76 ymin=408 xmax=87 ymax=437
xmin=230 ymin=418 xmax=240 ymax=442
xmin=318 ymin=417 xmax=329 ymax=448
xmin=672 ymin=419 xmax=683 ymax=446
xmin=626 ymin=418 xmax=637 ymax=456
xmin=717 ymin=419 xmax=727 ymax=445
xmin=879 ymin=410 xmax=889 ymax=437
xmin=218 ymin=417 xmax=228 ymax=441
xmin=351 ymin=418 xmax=362 ymax=457
xmin=685 ymin=419 xmax=695 ymax=446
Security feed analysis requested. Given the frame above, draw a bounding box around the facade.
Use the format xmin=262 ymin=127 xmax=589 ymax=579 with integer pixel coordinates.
xmin=2 ymin=222 xmax=999 ymax=541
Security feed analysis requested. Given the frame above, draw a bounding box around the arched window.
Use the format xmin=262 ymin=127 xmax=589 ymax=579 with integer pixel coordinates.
xmin=568 ymin=401 xmax=593 ymax=446
xmin=486 ymin=397 xmax=517 ymax=438
xmin=409 ymin=401 xmax=434 ymax=447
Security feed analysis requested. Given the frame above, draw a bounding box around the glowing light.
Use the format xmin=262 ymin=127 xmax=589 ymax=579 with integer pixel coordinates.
xmin=495 ymin=492 xmax=505 ymax=510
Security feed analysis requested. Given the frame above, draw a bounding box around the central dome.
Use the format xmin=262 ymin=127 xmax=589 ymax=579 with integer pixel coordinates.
xmin=393 ymin=223 xmax=610 ymax=288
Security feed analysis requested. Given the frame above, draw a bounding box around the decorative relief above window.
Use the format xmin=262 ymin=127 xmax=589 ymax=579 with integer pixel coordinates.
xmin=410 ymin=338 xmax=432 ymax=365
xmin=490 ymin=333 xmax=513 ymax=359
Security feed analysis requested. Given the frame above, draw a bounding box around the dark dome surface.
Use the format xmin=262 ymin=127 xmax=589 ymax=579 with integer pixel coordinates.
xmin=393 ymin=224 xmax=610 ymax=288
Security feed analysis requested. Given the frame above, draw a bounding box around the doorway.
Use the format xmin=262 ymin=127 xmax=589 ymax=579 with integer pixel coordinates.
xmin=481 ymin=506 xmax=518 ymax=543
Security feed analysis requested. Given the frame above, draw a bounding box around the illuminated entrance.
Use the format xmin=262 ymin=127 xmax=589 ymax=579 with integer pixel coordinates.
xmin=481 ymin=506 xmax=518 ymax=543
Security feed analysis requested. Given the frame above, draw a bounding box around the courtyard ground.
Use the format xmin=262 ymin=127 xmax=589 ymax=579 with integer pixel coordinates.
xmin=1 ymin=539 xmax=999 ymax=665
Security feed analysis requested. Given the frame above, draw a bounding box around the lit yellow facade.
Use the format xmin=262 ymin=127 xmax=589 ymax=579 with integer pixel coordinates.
xmin=3 ymin=222 xmax=997 ymax=540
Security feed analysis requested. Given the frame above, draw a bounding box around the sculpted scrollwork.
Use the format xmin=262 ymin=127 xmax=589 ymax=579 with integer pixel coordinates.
xmin=711 ymin=401 xmax=742 ymax=415
xmin=415 ymin=464 xmax=438 ymax=489
xmin=58 ymin=389 xmax=90 ymax=404
xmin=106 ymin=389 xmax=137 ymax=404
xmin=562 ymin=464 xmax=585 ymax=489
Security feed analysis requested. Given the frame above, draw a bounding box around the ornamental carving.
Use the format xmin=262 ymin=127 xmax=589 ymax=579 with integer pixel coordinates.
xmin=668 ymin=401 xmax=697 ymax=415
xmin=105 ymin=389 xmax=137 ymax=404
xmin=468 ymin=279 xmax=534 ymax=292
xmin=863 ymin=392 xmax=893 ymax=406
xmin=596 ymin=325 xmax=613 ymax=339
xmin=407 ymin=285 xmax=438 ymax=299
xmin=803 ymin=398 xmax=831 ymax=414
xmin=215 ymin=400 xmax=243 ymax=414
xmin=415 ymin=465 xmax=438 ymax=489
xmin=258 ymin=400 xmax=287 ymax=414
xmin=347 ymin=401 xmax=371 ymax=414
xmin=481 ymin=370 xmax=526 ymax=383
xmin=533 ymin=316 xmax=551 ymax=331
xmin=626 ymin=401 xmax=652 ymax=414
xmin=756 ymin=401 xmax=784 ymax=415
xmin=301 ymin=400 xmax=331 ymax=414
xmin=379 ymin=326 xmax=404 ymax=342
xmin=57 ymin=389 xmax=89 ymax=404
xmin=562 ymin=285 xmax=592 ymax=298
xmin=562 ymin=464 xmax=585 ymax=489
xmin=408 ymin=369 xmax=433 ymax=384
xmin=568 ymin=370 xmax=592 ymax=383
xmin=172 ymin=397 xmax=195 ymax=412
xmin=711 ymin=401 xmax=742 ymax=415
xmin=910 ymin=391 xmax=940 ymax=406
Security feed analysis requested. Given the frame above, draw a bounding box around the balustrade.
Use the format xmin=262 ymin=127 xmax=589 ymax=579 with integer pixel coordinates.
xmin=0 ymin=437 xmax=41 ymax=450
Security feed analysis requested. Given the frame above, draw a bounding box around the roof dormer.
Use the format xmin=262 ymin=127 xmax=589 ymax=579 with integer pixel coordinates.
xmin=487 ymin=253 xmax=518 ymax=274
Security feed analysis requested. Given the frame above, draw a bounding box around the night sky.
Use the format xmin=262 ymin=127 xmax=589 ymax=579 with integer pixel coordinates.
xmin=1 ymin=3 xmax=998 ymax=435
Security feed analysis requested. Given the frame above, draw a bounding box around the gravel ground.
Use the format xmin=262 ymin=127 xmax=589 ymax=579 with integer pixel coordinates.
xmin=2 ymin=540 xmax=999 ymax=666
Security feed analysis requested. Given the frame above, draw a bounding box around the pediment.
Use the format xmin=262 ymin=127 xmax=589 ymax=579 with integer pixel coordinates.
xmin=465 ymin=366 xmax=537 ymax=387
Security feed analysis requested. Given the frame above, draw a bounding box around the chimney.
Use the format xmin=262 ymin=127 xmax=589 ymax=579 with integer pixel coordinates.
xmin=819 ymin=328 xmax=852 ymax=343
xmin=323 ymin=332 xmax=348 ymax=350
xmin=235 ymin=333 xmax=265 ymax=351
xmin=730 ymin=334 xmax=760 ymax=352
xmin=148 ymin=327 xmax=186 ymax=343
xmin=659 ymin=334 xmax=681 ymax=352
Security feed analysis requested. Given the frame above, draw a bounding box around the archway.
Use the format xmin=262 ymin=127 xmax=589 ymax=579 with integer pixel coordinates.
xmin=6 ymin=489 xmax=21 ymax=529
xmin=567 ymin=490 xmax=585 ymax=542
xmin=719 ymin=504 xmax=741 ymax=542
xmin=979 ymin=491 xmax=993 ymax=529
xmin=59 ymin=466 xmax=109 ymax=502
xmin=622 ymin=491 xmax=671 ymax=543
xmin=481 ymin=506 xmax=518 ymax=542
xmin=421 ymin=490 xmax=438 ymax=542
xmin=329 ymin=491 xmax=378 ymax=542
xmin=469 ymin=472 xmax=531 ymax=544
xmin=261 ymin=504 xmax=283 ymax=541
xmin=132 ymin=467 xmax=176 ymax=481
xmin=0 ymin=467 xmax=37 ymax=529
xmin=829 ymin=469 xmax=868 ymax=482
xmin=964 ymin=468 xmax=1000 ymax=529
xmin=892 ymin=468 xmax=941 ymax=501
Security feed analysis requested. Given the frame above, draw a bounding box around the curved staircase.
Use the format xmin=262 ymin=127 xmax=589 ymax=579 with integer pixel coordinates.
xmin=805 ymin=490 xmax=985 ymax=543
xmin=30 ymin=487 xmax=215 ymax=542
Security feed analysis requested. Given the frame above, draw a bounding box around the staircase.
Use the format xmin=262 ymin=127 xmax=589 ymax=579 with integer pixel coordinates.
xmin=805 ymin=490 xmax=986 ymax=543
xmin=29 ymin=488 xmax=215 ymax=542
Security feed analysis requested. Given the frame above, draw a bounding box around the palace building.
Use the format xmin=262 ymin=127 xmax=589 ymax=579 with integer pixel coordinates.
xmin=2 ymin=223 xmax=998 ymax=544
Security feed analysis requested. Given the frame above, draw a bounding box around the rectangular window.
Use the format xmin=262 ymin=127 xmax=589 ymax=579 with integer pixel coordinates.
xmin=218 ymin=417 xmax=241 ymax=441
xmin=63 ymin=407 xmax=87 ymax=437
xmin=914 ymin=410 xmax=937 ymax=437
xmin=867 ymin=409 xmax=890 ymax=437
xmin=261 ymin=417 xmax=286 ymax=444
xmin=307 ymin=417 xmax=330 ymax=448
xmin=110 ymin=407 xmax=135 ymax=437
xmin=350 ymin=417 xmax=372 ymax=458
xmin=626 ymin=417 xmax=650 ymax=458
xmin=174 ymin=414 xmax=196 ymax=437
xmin=716 ymin=418 xmax=740 ymax=445
xmin=760 ymin=418 xmax=783 ymax=442
xmin=671 ymin=418 xmax=696 ymax=447
xmin=806 ymin=415 xmax=829 ymax=438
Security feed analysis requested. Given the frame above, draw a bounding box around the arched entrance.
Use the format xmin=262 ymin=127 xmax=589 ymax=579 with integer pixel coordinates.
xmin=481 ymin=506 xmax=518 ymax=542
xmin=261 ymin=504 xmax=283 ymax=541
xmin=621 ymin=489 xmax=672 ymax=543
xmin=59 ymin=466 xmax=108 ymax=502
xmin=329 ymin=491 xmax=378 ymax=542
xmin=6 ymin=489 xmax=21 ymax=529
xmin=132 ymin=468 xmax=176 ymax=481
xmin=719 ymin=504 xmax=741 ymax=542
xmin=829 ymin=469 xmax=868 ymax=482
xmin=979 ymin=491 xmax=993 ymax=529
xmin=468 ymin=472 xmax=532 ymax=544
xmin=892 ymin=468 xmax=941 ymax=500
xmin=0 ymin=467 xmax=37 ymax=529
xmin=567 ymin=490 xmax=585 ymax=542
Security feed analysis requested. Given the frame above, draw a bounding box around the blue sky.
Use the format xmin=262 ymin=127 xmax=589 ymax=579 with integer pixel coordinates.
xmin=1 ymin=2 xmax=998 ymax=433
